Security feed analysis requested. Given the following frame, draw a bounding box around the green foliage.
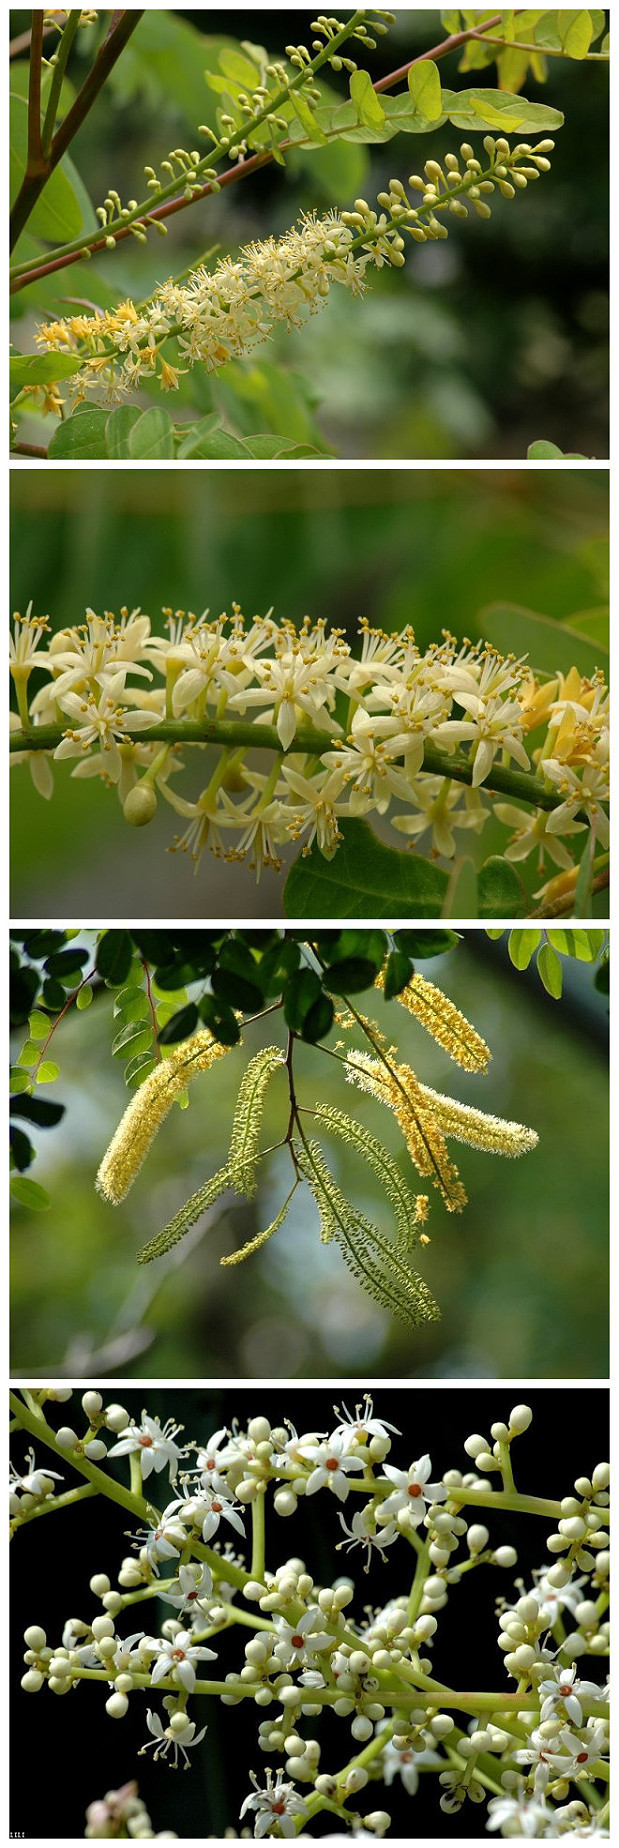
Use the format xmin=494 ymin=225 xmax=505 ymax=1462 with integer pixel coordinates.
xmin=284 ymin=819 xmax=449 ymax=919
xmin=487 ymin=926 xmax=608 ymax=1000
xmin=9 ymin=8 xmax=608 ymax=460
xmin=528 ymin=439 xmax=590 ymax=459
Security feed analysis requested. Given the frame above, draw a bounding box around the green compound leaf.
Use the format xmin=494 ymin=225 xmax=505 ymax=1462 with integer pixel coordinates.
xmin=157 ymin=1002 xmax=199 ymax=1045
xmin=10 ymin=1175 xmax=51 ymax=1211
xmin=383 ymin=949 xmax=414 ymax=999
xmin=507 ymin=929 xmax=542 ymax=970
xmin=439 ymin=86 xmax=564 ymax=132
xmin=105 ymin=405 xmax=143 ymax=457
xmin=10 ymin=351 xmax=83 ymax=399
xmin=48 ymin=407 xmax=109 ymax=460
xmin=284 ymin=820 xmax=449 ymax=920
xmin=126 ymin=406 xmax=174 ymax=460
xmin=10 ymin=92 xmax=95 ymax=243
xmin=546 ymin=929 xmax=606 ymax=961
xmin=393 ymin=930 xmax=460 ymax=959
xmin=536 ymin=941 xmax=563 ymax=998
xmin=349 ymin=67 xmax=386 ymax=129
xmin=557 ymin=9 xmax=594 ymax=58
xmin=96 ymin=930 xmax=134 ymax=988
xmin=407 ymin=59 xmax=443 ymax=121
xmin=477 ymin=856 xmax=529 ymax=920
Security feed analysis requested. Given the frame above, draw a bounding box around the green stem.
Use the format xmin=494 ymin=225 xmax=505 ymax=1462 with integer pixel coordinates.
xmin=9 ymin=719 xmax=601 ymax=825
xmin=41 ymin=10 xmax=82 ymax=157
xmin=250 ymin=1491 xmax=266 ymax=1582
xmin=10 ymin=1481 xmax=98 ymax=1529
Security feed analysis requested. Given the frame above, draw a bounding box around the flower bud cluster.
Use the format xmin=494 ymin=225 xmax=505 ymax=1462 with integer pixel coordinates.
xmin=13 ymin=1395 xmax=610 ymax=1838
xmin=32 ymin=137 xmax=552 ymax=406
xmin=10 ymin=606 xmax=608 ymax=890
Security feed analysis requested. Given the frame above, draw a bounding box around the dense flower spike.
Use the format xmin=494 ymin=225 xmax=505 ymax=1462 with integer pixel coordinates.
xmin=96 ymin=1031 xmax=231 ymax=1203
xmin=12 ymin=1390 xmax=609 ymax=1841
xmin=33 ymin=141 xmax=554 ymax=404
xmin=375 ymin=971 xmax=491 ymax=1071
xmin=97 ymin=959 xmax=538 ymax=1326
xmin=10 ymin=608 xmax=609 ymax=897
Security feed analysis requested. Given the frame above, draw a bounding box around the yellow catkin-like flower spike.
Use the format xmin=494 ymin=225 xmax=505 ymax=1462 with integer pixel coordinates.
xmin=417 ymin=1082 xmax=539 ymax=1157
xmin=97 ymin=1030 xmax=231 ymax=1204
xmin=345 ymin=1051 xmax=468 ymax=1213
xmin=376 ymin=970 xmax=491 ymax=1073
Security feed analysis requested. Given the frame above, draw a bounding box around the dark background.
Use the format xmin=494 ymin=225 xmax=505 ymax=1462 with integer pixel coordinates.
xmin=10 ymin=1385 xmax=609 ymax=1839
xmin=10 ymin=8 xmax=609 ymax=458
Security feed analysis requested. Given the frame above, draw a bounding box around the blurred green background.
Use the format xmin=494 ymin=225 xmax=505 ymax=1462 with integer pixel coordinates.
xmin=10 ymin=8 xmax=609 ymax=458
xmin=10 ymin=934 xmax=609 ymax=1380
xmin=10 ymin=466 xmax=609 ymax=918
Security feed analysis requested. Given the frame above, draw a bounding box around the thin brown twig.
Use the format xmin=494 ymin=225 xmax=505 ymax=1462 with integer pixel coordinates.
xmin=10 ymin=10 xmax=145 ymax=250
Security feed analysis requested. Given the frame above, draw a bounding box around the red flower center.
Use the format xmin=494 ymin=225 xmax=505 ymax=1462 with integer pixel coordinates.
xmin=291 ymin=1634 xmax=304 ymax=1650
xmin=326 ymin=1458 xmax=339 ymax=1471
xmin=408 ymin=1483 xmax=422 ymax=1497
xmin=139 ymin=1435 xmax=154 ymax=1448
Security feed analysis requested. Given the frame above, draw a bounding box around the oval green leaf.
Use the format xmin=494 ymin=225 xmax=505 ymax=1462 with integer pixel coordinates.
xmin=284 ymin=819 xmax=449 ymax=919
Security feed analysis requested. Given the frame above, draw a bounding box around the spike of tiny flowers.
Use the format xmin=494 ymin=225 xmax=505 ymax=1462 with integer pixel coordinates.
xmin=314 ymin=1102 xmax=426 ymax=1247
xmin=345 ymin=1051 xmax=468 ymax=1213
xmin=416 ymin=1082 xmax=539 ymax=1157
xmin=375 ymin=969 xmax=491 ymax=1072
xmin=227 ymin=1046 xmax=285 ymax=1197
xmin=296 ymin=1136 xmax=442 ymax=1326
xmin=220 ymin=1185 xmax=297 ymax=1267
xmin=137 ymin=1165 xmax=232 ymax=1264
xmin=97 ymin=1031 xmax=232 ymax=1203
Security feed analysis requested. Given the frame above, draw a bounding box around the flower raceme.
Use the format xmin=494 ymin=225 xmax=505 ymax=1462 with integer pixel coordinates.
xmin=97 ymin=970 xmax=538 ymax=1327
xmin=33 ymin=139 xmax=554 ymax=404
xmin=13 ymin=1390 xmax=610 ymax=1840
xmin=10 ymin=604 xmax=609 ymax=894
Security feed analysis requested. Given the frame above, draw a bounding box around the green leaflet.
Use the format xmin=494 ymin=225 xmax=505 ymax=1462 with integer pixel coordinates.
xmin=137 ymin=1164 xmax=231 ymax=1263
xmin=227 ymin=1046 xmax=285 ymax=1197
xmin=296 ymin=1139 xmax=441 ymax=1328
xmin=314 ymin=1104 xmax=423 ymax=1252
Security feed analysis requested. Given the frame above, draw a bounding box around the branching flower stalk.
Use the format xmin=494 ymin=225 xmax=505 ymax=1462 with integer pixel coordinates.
xmin=31 ymin=139 xmax=555 ymax=404
xmin=9 ymin=607 xmax=609 ymax=904
xmin=11 ymin=1389 xmax=610 ymax=1838
xmin=96 ymin=965 xmax=539 ymax=1327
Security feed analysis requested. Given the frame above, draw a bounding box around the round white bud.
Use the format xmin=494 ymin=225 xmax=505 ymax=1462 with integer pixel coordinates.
xmin=463 ymin=1434 xmax=487 ymax=1458
xmin=105 ymin=1692 xmax=129 ymax=1719
xmin=273 ymin=1490 xmax=297 ymax=1518
xmin=82 ymin=1391 xmax=103 ymax=1418
xmin=55 ymin=1427 xmax=79 ymax=1450
xmin=467 ymin=1525 xmax=490 ymax=1554
xmin=24 ymin=1625 xmax=47 ymax=1651
xmin=104 ymin=1404 xmax=129 ymax=1432
xmin=509 ymin=1405 xmax=533 ymax=1433
xmin=123 ymin=783 xmax=157 ymax=827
